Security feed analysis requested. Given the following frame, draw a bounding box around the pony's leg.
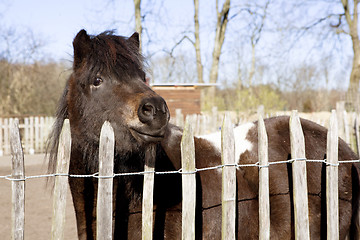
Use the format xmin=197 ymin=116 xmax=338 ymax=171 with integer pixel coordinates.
xmin=350 ymin=164 xmax=360 ymax=240
xmin=69 ymin=176 xmax=97 ymax=240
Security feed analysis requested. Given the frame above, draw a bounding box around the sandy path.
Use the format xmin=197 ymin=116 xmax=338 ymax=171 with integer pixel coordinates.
xmin=0 ymin=154 xmax=77 ymax=239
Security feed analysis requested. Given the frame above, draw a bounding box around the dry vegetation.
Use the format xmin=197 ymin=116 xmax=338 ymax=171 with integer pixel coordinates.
xmin=212 ymin=86 xmax=346 ymax=113
xmin=0 ymin=60 xmax=70 ymax=116
xmin=0 ymin=57 xmax=347 ymax=116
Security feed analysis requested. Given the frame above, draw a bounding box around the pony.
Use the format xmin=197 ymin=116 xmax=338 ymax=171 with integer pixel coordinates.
xmin=48 ymin=29 xmax=360 ymax=239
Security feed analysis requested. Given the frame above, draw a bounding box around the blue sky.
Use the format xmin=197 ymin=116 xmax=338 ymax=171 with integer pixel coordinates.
xmin=0 ymin=0 xmax=224 ymax=84
xmin=1 ymin=0 xmax=142 ymax=60
xmin=1 ymin=0 xmax=200 ymax=62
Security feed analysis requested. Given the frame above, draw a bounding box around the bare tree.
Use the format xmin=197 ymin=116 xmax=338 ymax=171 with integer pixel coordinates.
xmin=205 ymin=0 xmax=231 ymax=107
xmin=209 ymin=0 xmax=231 ymax=85
xmin=165 ymin=0 xmax=204 ymax=84
xmin=133 ymin=0 xmax=143 ymax=52
xmin=247 ymin=1 xmax=270 ymax=87
xmin=275 ymin=1 xmax=359 ymax=105
xmin=151 ymin=53 xmax=197 ymax=83
xmin=0 ymin=27 xmax=45 ymax=63
xmin=194 ymin=0 xmax=204 ymax=84
xmin=341 ymin=0 xmax=360 ymax=100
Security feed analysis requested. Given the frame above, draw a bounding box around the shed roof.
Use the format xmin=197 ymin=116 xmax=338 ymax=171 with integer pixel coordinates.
xmin=151 ymin=83 xmax=219 ymax=88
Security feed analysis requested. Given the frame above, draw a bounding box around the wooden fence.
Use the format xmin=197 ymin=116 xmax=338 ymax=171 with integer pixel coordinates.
xmin=4 ymin=110 xmax=359 ymax=239
xmin=175 ymin=103 xmax=360 ymax=154
xmin=0 ymin=116 xmax=54 ymax=156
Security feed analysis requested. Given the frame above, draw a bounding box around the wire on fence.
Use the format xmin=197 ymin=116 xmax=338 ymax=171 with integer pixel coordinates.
xmin=1 ymin=158 xmax=359 ymax=182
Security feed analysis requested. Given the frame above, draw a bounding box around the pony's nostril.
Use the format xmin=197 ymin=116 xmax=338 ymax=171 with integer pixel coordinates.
xmin=137 ymin=97 xmax=169 ymax=124
xmin=142 ymin=103 xmax=155 ymax=116
xmin=138 ymin=103 xmax=155 ymax=123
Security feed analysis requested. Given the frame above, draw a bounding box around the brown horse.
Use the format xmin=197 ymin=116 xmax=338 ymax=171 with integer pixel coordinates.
xmin=48 ymin=29 xmax=360 ymax=239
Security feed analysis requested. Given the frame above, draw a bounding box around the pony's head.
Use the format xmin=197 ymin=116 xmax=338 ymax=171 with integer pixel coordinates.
xmin=48 ymin=30 xmax=169 ymax=172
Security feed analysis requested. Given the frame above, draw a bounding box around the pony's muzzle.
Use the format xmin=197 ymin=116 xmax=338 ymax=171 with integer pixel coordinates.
xmin=137 ymin=96 xmax=170 ymax=127
xmin=131 ymin=96 xmax=169 ymax=143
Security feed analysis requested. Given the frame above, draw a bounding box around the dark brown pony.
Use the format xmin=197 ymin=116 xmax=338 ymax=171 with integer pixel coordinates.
xmin=48 ymin=29 xmax=360 ymax=239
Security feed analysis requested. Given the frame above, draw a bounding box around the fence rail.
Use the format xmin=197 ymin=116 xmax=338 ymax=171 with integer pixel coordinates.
xmin=1 ymin=110 xmax=360 ymax=239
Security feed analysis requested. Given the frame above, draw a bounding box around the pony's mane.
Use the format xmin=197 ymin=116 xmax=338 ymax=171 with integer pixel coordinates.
xmin=46 ymin=81 xmax=68 ymax=174
xmin=86 ymin=31 xmax=145 ymax=81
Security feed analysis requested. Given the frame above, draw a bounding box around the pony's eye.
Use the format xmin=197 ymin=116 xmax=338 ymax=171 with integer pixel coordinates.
xmin=93 ymin=77 xmax=103 ymax=87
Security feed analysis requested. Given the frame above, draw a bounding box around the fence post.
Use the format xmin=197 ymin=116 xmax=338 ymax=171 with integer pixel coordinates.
xmin=351 ymin=112 xmax=357 ymax=151
xmin=51 ymin=119 xmax=71 ymax=240
xmin=175 ymin=109 xmax=184 ymax=128
xmin=212 ymin=107 xmax=218 ymax=132
xmin=34 ymin=117 xmax=40 ymax=153
xmin=11 ymin=119 xmax=25 ymax=240
xmin=221 ymin=113 xmax=236 ymax=240
xmin=326 ymin=110 xmax=339 ymax=239
xmin=0 ymin=118 xmax=3 ymax=156
xmin=343 ymin=111 xmax=350 ymax=145
xmin=187 ymin=115 xmax=198 ymax=135
xmin=23 ymin=118 xmax=29 ymax=154
xmin=258 ymin=115 xmax=270 ymax=240
xmin=97 ymin=121 xmax=114 ymax=240
xmin=356 ymin=114 xmax=360 ymax=155
xmin=181 ymin=117 xmax=196 ymax=240
xmin=142 ymin=144 xmax=156 ymax=240
xmin=4 ymin=118 xmax=9 ymax=155
xmin=40 ymin=117 xmax=45 ymax=152
xmin=198 ymin=115 xmax=206 ymax=135
xmin=336 ymin=101 xmax=345 ymax=141
xmin=257 ymin=105 xmax=265 ymax=118
xmin=29 ymin=117 xmax=34 ymax=154
xmin=289 ymin=110 xmax=310 ymax=240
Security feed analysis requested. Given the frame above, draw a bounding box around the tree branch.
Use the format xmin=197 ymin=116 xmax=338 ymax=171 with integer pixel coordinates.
xmin=165 ymin=35 xmax=195 ymax=57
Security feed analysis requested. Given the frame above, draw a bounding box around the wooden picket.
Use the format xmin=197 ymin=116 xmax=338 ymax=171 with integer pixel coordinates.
xmin=51 ymin=119 xmax=71 ymax=240
xmin=258 ymin=115 xmax=270 ymax=240
xmin=356 ymin=114 xmax=360 ymax=155
xmin=181 ymin=117 xmax=196 ymax=240
xmin=289 ymin=110 xmax=310 ymax=240
xmin=10 ymin=119 xmax=25 ymax=240
xmin=326 ymin=110 xmax=339 ymax=239
xmin=221 ymin=113 xmax=236 ymax=240
xmin=4 ymin=118 xmax=10 ymax=155
xmin=4 ymin=109 xmax=355 ymax=239
xmin=97 ymin=121 xmax=115 ymax=240
xmin=142 ymin=144 xmax=156 ymax=240
xmin=0 ymin=118 xmax=2 ymax=155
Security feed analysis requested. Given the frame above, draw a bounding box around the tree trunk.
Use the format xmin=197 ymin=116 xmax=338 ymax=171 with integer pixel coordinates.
xmin=194 ymin=0 xmax=204 ymax=84
xmin=133 ymin=0 xmax=142 ymax=52
xmin=248 ymin=43 xmax=256 ymax=87
xmin=207 ymin=0 xmax=231 ymax=107
xmin=342 ymin=0 xmax=360 ymax=105
xmin=349 ymin=51 xmax=360 ymax=101
xmin=209 ymin=0 xmax=230 ymax=84
xmin=248 ymin=0 xmax=269 ymax=88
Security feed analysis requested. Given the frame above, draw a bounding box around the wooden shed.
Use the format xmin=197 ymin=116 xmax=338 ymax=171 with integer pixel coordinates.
xmin=151 ymin=83 xmax=215 ymax=119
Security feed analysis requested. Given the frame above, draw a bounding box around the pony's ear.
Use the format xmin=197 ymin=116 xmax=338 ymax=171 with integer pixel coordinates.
xmin=127 ymin=32 xmax=140 ymax=51
xmin=73 ymin=29 xmax=91 ymax=69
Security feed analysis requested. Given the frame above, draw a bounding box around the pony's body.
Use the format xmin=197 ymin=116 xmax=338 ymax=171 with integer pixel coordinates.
xmin=48 ymin=30 xmax=360 ymax=239
xmin=160 ymin=118 xmax=359 ymax=239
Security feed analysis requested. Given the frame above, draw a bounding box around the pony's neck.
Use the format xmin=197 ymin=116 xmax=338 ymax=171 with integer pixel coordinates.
xmin=160 ymin=124 xmax=183 ymax=170
xmin=160 ymin=123 xmax=222 ymax=170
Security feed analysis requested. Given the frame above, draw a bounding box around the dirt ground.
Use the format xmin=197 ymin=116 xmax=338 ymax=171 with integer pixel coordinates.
xmin=0 ymin=154 xmax=78 ymax=239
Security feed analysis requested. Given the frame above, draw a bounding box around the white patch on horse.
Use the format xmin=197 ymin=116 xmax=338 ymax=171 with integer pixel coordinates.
xmin=199 ymin=122 xmax=254 ymax=164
